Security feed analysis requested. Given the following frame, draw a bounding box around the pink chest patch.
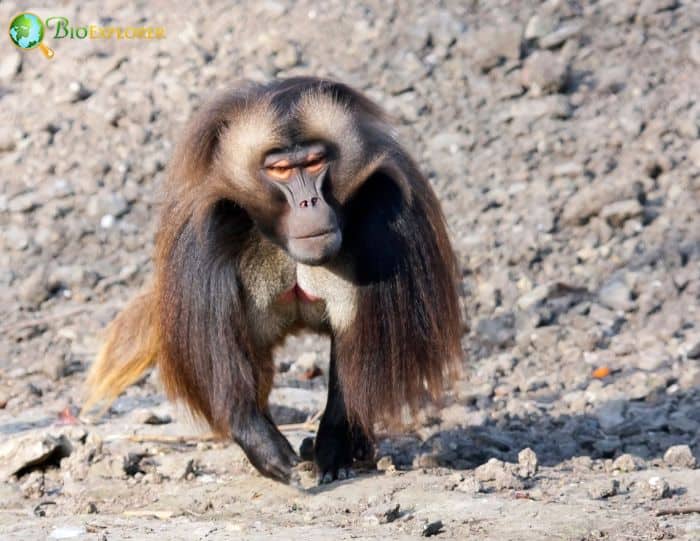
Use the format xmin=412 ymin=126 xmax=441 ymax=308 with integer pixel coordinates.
xmin=278 ymin=283 xmax=321 ymax=304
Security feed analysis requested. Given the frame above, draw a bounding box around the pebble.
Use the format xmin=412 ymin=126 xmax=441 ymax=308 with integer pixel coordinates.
xmin=495 ymin=469 xmax=525 ymax=490
xmin=588 ymin=479 xmax=619 ymax=499
xmin=455 ymin=476 xmax=482 ymax=494
xmin=645 ymin=476 xmax=671 ymax=500
xmin=475 ymin=314 xmax=516 ymax=347
xmin=272 ymin=41 xmax=300 ymax=71
xmin=663 ymin=445 xmax=697 ymax=469
xmin=520 ymin=51 xmax=568 ymax=95
xmin=19 ymin=266 xmax=50 ymax=306
xmin=422 ymin=520 xmax=444 ymax=537
xmin=612 ymin=454 xmax=643 ymax=472
xmin=504 ymin=95 xmax=571 ymax=120
xmin=600 ymin=199 xmax=643 ymax=227
xmin=686 ymin=339 xmax=700 ymax=360
xmin=376 ymin=455 xmax=396 ymax=473
xmin=8 ymin=191 xmax=40 ymax=213
xmin=474 ymin=457 xmax=524 ymax=489
xmin=0 ymin=432 xmax=73 ymax=479
xmin=49 ymin=526 xmax=87 ymax=540
xmin=475 ymin=458 xmax=507 ymax=482
xmin=518 ymin=448 xmax=538 ymax=478
xmin=525 ymin=14 xmax=557 ymax=41
xmin=562 ymin=180 xmax=639 ymax=225
xmin=468 ymin=23 xmax=523 ymax=71
xmin=539 ymin=21 xmax=585 ymax=49
xmin=598 ymin=280 xmax=634 ymax=312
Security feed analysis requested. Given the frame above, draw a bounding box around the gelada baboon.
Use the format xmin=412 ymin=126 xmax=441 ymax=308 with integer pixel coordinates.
xmin=84 ymin=77 xmax=461 ymax=484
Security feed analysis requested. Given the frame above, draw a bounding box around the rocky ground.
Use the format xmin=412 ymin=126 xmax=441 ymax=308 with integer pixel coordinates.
xmin=1 ymin=0 xmax=700 ymax=539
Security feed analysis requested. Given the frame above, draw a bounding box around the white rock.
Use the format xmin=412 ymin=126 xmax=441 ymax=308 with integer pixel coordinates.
xmin=663 ymin=445 xmax=696 ymax=468
xmin=49 ymin=526 xmax=86 ymax=540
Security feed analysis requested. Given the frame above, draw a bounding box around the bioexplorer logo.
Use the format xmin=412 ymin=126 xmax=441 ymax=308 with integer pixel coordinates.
xmin=8 ymin=13 xmax=54 ymax=58
xmin=8 ymin=12 xmax=166 ymax=59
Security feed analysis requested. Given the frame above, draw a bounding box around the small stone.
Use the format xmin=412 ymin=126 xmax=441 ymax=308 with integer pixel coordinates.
xmin=598 ymin=280 xmax=634 ymax=312
xmin=376 ymin=455 xmax=396 ymax=473
xmin=645 ymin=476 xmax=671 ymax=500
xmin=572 ymin=456 xmax=594 ymax=472
xmin=0 ymin=431 xmax=73 ymax=479
xmin=422 ymin=520 xmax=444 ymax=537
xmin=520 ymin=51 xmax=567 ymax=95
xmin=598 ymin=66 xmax=629 ymax=94
xmin=518 ymin=448 xmax=538 ymax=478
xmin=456 ymin=476 xmax=482 ymax=494
xmin=3 ymin=225 xmax=30 ymax=251
xmin=516 ymin=281 xmax=587 ymax=310
xmin=553 ymin=161 xmax=584 ymax=178
xmin=686 ymin=339 xmax=700 ymax=360
xmin=612 ymin=454 xmax=643 ymax=472
xmin=468 ymin=23 xmax=523 ymax=71
xmin=600 ymin=199 xmax=643 ymax=227
xmin=475 ymin=313 xmax=516 ymax=347
xmin=135 ymin=411 xmax=172 ymax=425
xmin=525 ymin=14 xmax=557 ymax=41
xmin=413 ymin=453 xmax=440 ymax=469
xmin=87 ymin=193 xmax=130 ymax=219
xmin=562 ymin=178 xmax=643 ymax=226
xmin=49 ymin=265 xmax=96 ymax=291
xmin=475 ymin=458 xmax=508 ymax=482
xmin=8 ymin=191 xmax=41 ymax=213
xmin=49 ymin=526 xmax=87 ymax=539
xmin=495 ymin=469 xmax=525 ymax=490
xmin=100 ymin=214 xmax=115 ymax=229
xmin=588 ymin=479 xmax=619 ymax=499
xmin=91 ymin=456 xmax=125 ymax=479
xmin=663 ymin=445 xmax=696 ymax=468
xmin=272 ymin=42 xmax=300 ymax=71
xmin=539 ymin=21 xmax=585 ymax=49
xmin=504 ymin=95 xmax=571 ymax=120
xmin=19 ymin=266 xmax=50 ymax=306
xmin=57 ymin=82 xmax=93 ymax=104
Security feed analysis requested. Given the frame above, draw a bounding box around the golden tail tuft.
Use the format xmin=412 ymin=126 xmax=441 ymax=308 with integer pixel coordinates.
xmin=82 ymin=292 xmax=159 ymax=416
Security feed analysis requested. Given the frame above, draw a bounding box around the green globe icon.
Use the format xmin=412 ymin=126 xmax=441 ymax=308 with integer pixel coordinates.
xmin=8 ymin=12 xmax=54 ymax=58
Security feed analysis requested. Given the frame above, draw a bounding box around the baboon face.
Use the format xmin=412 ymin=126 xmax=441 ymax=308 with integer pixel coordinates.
xmin=258 ymin=142 xmax=342 ymax=265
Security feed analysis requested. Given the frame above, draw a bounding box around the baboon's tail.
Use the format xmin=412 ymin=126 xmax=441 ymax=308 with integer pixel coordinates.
xmin=82 ymin=292 xmax=159 ymax=415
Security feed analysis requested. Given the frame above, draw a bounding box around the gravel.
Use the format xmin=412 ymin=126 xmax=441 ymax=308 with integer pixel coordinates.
xmin=1 ymin=0 xmax=699 ymax=539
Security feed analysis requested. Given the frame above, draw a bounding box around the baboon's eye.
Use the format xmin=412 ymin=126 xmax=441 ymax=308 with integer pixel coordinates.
xmin=265 ymin=160 xmax=293 ymax=180
xmin=304 ymin=154 xmax=325 ymax=173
